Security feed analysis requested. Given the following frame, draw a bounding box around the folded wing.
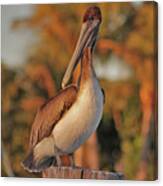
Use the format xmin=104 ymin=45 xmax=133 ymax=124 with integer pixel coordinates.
xmin=29 ymin=85 xmax=78 ymax=152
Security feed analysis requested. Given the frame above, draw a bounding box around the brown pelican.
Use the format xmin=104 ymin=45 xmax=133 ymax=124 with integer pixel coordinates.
xmin=22 ymin=6 xmax=104 ymax=172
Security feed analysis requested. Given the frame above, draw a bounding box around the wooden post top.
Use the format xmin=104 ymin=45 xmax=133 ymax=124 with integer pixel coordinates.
xmin=42 ymin=166 xmax=124 ymax=180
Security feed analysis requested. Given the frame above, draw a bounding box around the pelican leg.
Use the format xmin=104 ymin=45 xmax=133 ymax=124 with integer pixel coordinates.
xmin=69 ymin=153 xmax=75 ymax=167
xmin=56 ymin=155 xmax=62 ymax=166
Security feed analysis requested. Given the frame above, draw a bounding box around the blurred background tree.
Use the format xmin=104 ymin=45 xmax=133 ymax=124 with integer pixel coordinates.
xmin=1 ymin=2 xmax=157 ymax=180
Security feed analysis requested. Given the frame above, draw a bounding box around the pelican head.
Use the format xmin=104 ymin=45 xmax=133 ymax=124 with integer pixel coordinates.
xmin=62 ymin=6 xmax=102 ymax=88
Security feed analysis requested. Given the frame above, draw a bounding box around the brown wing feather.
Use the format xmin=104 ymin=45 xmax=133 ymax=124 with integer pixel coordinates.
xmin=29 ymin=85 xmax=78 ymax=152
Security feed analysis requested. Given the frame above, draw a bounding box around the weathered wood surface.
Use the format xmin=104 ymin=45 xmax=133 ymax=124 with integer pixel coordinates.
xmin=42 ymin=167 xmax=124 ymax=180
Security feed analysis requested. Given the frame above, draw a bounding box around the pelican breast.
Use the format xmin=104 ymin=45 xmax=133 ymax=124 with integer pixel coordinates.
xmin=52 ymin=76 xmax=104 ymax=154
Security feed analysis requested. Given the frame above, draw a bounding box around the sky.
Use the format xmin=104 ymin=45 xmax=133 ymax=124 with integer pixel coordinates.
xmin=1 ymin=4 xmax=133 ymax=81
xmin=1 ymin=5 xmax=37 ymax=66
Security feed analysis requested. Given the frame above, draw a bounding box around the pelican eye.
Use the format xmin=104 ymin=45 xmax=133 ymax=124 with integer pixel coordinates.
xmin=88 ymin=16 xmax=94 ymax=21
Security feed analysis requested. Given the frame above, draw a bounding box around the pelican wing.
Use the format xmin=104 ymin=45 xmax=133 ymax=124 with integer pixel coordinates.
xmin=29 ymin=85 xmax=78 ymax=151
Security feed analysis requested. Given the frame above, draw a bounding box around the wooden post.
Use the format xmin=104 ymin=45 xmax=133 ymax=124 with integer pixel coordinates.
xmin=42 ymin=167 xmax=124 ymax=180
